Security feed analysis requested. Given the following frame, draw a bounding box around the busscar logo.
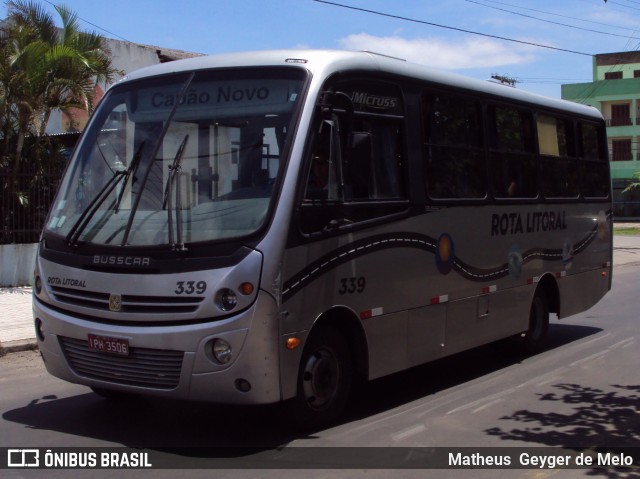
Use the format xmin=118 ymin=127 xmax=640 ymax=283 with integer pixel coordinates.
xmin=93 ymin=255 xmax=151 ymax=267
xmin=8 ymin=449 xmax=39 ymax=467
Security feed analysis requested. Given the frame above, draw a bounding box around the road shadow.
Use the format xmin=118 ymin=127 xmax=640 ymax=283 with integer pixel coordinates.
xmin=3 ymin=323 xmax=602 ymax=457
xmin=484 ymin=383 xmax=640 ymax=478
xmin=344 ymin=322 xmax=602 ymax=422
xmin=4 ymin=391 xmax=296 ymax=447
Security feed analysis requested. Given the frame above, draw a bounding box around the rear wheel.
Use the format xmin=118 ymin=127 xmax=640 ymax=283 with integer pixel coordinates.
xmin=521 ymin=292 xmax=549 ymax=353
xmin=292 ymin=326 xmax=352 ymax=430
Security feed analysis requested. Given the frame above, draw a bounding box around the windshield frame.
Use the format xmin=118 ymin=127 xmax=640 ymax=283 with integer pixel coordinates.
xmin=44 ymin=66 xmax=310 ymax=253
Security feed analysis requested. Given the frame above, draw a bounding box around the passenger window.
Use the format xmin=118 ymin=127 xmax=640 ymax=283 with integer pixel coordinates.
xmin=580 ymin=122 xmax=609 ymax=198
xmin=423 ymin=93 xmax=486 ymax=199
xmin=537 ymin=115 xmax=579 ymax=199
xmin=488 ymin=106 xmax=538 ymax=199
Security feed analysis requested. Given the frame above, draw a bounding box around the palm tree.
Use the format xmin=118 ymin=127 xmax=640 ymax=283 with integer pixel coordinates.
xmin=33 ymin=3 xmax=118 ymax=136
xmin=1 ymin=1 xmax=120 ymax=243
xmin=622 ymin=172 xmax=640 ymax=197
xmin=2 ymin=0 xmax=119 ymax=169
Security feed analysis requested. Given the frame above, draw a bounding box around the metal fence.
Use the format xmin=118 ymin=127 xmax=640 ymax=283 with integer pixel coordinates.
xmin=2 ymin=163 xmax=640 ymax=244
xmin=1 ymin=163 xmax=65 ymax=245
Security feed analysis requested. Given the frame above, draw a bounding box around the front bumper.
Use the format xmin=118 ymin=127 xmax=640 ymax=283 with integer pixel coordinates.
xmin=34 ymin=290 xmax=282 ymax=404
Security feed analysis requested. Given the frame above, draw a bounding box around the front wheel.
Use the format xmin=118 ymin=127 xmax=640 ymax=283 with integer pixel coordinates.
xmin=292 ymin=326 xmax=352 ymax=430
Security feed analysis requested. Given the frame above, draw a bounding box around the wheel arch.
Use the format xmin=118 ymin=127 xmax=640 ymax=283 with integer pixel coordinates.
xmin=308 ymin=306 xmax=369 ymax=381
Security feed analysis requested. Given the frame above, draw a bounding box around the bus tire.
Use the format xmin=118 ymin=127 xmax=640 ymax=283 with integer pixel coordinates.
xmin=522 ymin=291 xmax=549 ymax=353
xmin=292 ymin=325 xmax=352 ymax=430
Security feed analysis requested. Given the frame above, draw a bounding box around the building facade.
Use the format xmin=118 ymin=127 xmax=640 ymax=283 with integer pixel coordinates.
xmin=562 ymin=51 xmax=640 ymax=219
xmin=46 ymin=38 xmax=202 ymax=134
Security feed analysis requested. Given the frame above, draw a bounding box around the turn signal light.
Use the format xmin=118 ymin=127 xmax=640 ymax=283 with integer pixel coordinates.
xmin=239 ymin=282 xmax=254 ymax=295
xmin=286 ymin=337 xmax=301 ymax=350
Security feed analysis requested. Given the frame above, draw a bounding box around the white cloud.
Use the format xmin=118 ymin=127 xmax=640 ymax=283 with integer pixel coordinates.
xmin=588 ymin=7 xmax=640 ymax=30
xmin=339 ymin=33 xmax=537 ymax=70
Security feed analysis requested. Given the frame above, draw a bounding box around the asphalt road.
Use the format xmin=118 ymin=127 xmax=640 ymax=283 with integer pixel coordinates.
xmin=1 ymin=265 xmax=638 ymax=479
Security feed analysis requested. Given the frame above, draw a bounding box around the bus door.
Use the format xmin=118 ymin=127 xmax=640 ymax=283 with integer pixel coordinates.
xmin=286 ymin=80 xmax=438 ymax=380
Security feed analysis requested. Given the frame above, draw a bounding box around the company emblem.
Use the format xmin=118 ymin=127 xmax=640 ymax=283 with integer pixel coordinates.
xmin=7 ymin=449 xmax=40 ymax=467
xmin=108 ymin=294 xmax=122 ymax=312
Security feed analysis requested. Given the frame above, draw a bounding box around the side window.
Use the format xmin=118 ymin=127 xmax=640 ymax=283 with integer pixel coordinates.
xmin=580 ymin=122 xmax=610 ymax=198
xmin=300 ymin=81 xmax=407 ymax=235
xmin=303 ymin=118 xmax=404 ymax=203
xmin=537 ymin=115 xmax=579 ymax=198
xmin=305 ymin=121 xmax=339 ymax=201
xmin=423 ymin=93 xmax=487 ymax=199
xmin=344 ymin=119 xmax=405 ymax=201
xmin=488 ymin=106 xmax=537 ymax=199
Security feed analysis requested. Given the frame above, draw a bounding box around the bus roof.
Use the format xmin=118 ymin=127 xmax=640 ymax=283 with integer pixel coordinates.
xmin=118 ymin=49 xmax=602 ymax=120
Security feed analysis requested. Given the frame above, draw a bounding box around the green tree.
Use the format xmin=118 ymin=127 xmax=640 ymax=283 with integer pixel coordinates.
xmin=1 ymin=1 xmax=119 ymax=244
xmin=1 ymin=0 xmax=119 ymax=170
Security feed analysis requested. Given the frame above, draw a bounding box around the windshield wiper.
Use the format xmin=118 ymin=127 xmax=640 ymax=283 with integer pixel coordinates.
xmin=65 ymin=141 xmax=147 ymax=247
xmin=65 ymin=168 xmax=127 ymax=247
xmin=163 ymin=134 xmax=189 ymax=251
xmin=120 ymin=71 xmax=195 ymax=247
xmin=115 ymin=140 xmax=146 ymax=213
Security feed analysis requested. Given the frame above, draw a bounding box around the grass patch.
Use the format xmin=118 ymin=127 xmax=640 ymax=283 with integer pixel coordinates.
xmin=614 ymin=227 xmax=640 ymax=236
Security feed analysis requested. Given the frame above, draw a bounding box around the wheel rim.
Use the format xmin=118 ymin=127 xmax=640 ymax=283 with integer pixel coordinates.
xmin=301 ymin=347 xmax=340 ymax=410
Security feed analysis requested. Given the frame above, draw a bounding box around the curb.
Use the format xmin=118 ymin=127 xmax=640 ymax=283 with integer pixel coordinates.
xmin=0 ymin=339 xmax=39 ymax=357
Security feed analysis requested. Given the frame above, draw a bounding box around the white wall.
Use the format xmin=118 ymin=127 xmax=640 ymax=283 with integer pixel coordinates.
xmin=0 ymin=243 xmax=38 ymax=287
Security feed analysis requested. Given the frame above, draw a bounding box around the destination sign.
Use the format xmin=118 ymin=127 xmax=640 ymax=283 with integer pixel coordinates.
xmin=130 ymin=79 xmax=302 ymax=121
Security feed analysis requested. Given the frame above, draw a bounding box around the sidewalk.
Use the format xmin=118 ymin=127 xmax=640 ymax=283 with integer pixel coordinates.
xmin=1 ymin=234 xmax=639 ymax=356
xmin=0 ymin=286 xmax=36 ymax=355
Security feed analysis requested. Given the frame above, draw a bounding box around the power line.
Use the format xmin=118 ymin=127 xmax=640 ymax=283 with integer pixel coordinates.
xmin=566 ymin=0 xmax=640 ymax=104
xmin=604 ymin=0 xmax=640 ymax=11
xmin=475 ymin=0 xmax=640 ymax=33
xmin=517 ymin=77 xmax=592 ymax=84
xmin=465 ymin=0 xmax=640 ymax=40
xmin=41 ymin=0 xmax=131 ymax=42
xmin=313 ymin=0 xmax=593 ymax=57
xmin=582 ymin=0 xmax=640 ymax=20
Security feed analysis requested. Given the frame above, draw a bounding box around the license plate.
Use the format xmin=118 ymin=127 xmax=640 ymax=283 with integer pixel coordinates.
xmin=88 ymin=334 xmax=130 ymax=356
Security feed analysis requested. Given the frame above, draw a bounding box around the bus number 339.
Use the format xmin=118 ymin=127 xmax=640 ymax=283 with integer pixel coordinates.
xmin=339 ymin=277 xmax=366 ymax=295
xmin=175 ymin=281 xmax=207 ymax=295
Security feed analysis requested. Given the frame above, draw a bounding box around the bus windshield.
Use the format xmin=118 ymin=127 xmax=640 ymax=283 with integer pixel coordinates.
xmin=47 ymin=68 xmax=306 ymax=248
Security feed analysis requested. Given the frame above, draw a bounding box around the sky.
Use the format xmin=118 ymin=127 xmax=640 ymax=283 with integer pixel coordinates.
xmin=3 ymin=0 xmax=640 ymax=98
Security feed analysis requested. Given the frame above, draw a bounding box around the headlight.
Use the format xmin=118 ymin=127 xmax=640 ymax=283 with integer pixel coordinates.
xmin=211 ymin=338 xmax=232 ymax=364
xmin=215 ymin=288 xmax=238 ymax=311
